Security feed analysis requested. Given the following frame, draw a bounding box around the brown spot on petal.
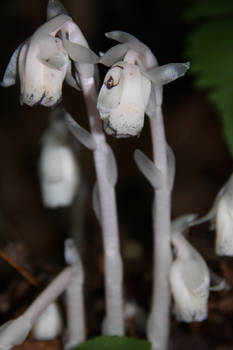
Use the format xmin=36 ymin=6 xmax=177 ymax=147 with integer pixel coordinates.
xmin=105 ymin=75 xmax=120 ymax=90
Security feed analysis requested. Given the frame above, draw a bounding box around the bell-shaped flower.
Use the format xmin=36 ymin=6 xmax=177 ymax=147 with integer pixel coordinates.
xmin=169 ymin=218 xmax=210 ymax=322
xmin=97 ymin=31 xmax=189 ymax=137
xmin=191 ymin=173 xmax=233 ymax=256
xmin=39 ymin=108 xmax=80 ymax=208
xmin=1 ymin=0 xmax=99 ymax=106
xmin=32 ymin=302 xmax=63 ymax=341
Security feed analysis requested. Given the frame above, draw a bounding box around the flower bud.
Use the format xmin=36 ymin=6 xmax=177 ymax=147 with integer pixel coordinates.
xmin=170 ymin=232 xmax=210 ymax=322
xmin=39 ymin=113 xmax=80 ymax=208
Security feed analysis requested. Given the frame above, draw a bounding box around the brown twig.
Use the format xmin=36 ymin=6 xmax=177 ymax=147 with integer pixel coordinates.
xmin=0 ymin=248 xmax=38 ymax=286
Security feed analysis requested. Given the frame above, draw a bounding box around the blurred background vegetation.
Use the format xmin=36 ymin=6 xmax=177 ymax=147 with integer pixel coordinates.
xmin=0 ymin=0 xmax=233 ymax=349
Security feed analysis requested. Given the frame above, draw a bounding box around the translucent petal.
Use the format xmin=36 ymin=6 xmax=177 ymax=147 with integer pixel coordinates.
xmin=145 ymin=62 xmax=190 ymax=85
xmin=166 ymin=144 xmax=176 ymax=191
xmin=47 ymin=0 xmax=68 ymax=21
xmin=134 ymin=149 xmax=163 ymax=188
xmin=105 ymin=144 xmax=118 ymax=187
xmin=172 ymin=214 xmax=198 ymax=234
xmin=209 ymin=270 xmax=230 ymax=292
xmin=92 ymin=183 xmax=101 ymax=224
xmin=105 ymin=31 xmax=140 ymax=44
xmin=63 ymin=38 xmax=99 ymax=64
xmin=65 ymin=113 xmax=96 ymax=150
xmin=99 ymin=44 xmax=129 ymax=67
xmin=64 ymin=238 xmax=81 ymax=266
xmin=33 ymin=14 xmax=71 ymax=38
xmin=1 ymin=43 xmax=23 ymax=87
xmin=43 ymin=52 xmax=67 ymax=70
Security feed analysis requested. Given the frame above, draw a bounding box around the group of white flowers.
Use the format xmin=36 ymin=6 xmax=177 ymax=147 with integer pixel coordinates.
xmin=1 ymin=0 xmax=232 ymax=347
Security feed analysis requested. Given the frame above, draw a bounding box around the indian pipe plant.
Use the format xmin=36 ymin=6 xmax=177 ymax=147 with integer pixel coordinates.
xmin=0 ymin=0 xmax=231 ymax=349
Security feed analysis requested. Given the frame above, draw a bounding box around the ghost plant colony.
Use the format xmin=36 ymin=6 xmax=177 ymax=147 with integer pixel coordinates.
xmin=0 ymin=0 xmax=231 ymax=349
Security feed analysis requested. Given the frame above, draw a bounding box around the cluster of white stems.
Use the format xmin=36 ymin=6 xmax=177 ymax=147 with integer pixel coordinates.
xmin=0 ymin=0 xmax=231 ymax=350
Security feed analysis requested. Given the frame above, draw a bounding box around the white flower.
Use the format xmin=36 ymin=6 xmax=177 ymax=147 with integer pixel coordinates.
xmin=191 ymin=173 xmax=233 ymax=256
xmin=97 ymin=31 xmax=189 ymax=137
xmin=32 ymin=302 xmax=63 ymax=341
xmin=170 ymin=230 xmax=210 ymax=322
xmin=1 ymin=15 xmax=71 ymax=106
xmin=215 ymin=190 xmax=233 ymax=255
xmin=39 ymin=109 xmax=80 ymax=208
xmin=1 ymin=1 xmax=99 ymax=106
xmin=97 ymin=61 xmax=151 ymax=137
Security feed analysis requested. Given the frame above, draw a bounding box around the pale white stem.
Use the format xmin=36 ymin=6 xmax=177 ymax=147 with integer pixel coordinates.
xmin=64 ymin=239 xmax=85 ymax=350
xmin=79 ymin=75 xmax=124 ymax=335
xmin=147 ymin=104 xmax=172 ymax=350
xmin=24 ymin=267 xmax=72 ymax=325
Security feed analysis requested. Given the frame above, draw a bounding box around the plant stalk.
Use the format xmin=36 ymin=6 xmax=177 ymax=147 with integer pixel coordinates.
xmin=147 ymin=103 xmax=172 ymax=350
xmin=24 ymin=267 xmax=73 ymax=325
xmin=79 ymin=74 xmax=124 ymax=336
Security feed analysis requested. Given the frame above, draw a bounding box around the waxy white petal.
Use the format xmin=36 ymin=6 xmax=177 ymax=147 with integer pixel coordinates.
xmin=32 ymin=14 xmax=71 ymax=38
xmin=32 ymin=303 xmax=63 ymax=341
xmin=99 ymin=44 xmax=129 ymax=67
xmin=65 ymin=112 xmax=96 ymax=150
xmin=170 ymin=232 xmax=210 ymax=322
xmin=144 ymin=62 xmax=190 ymax=85
xmin=134 ymin=149 xmax=163 ymax=189
xmin=62 ymin=38 xmax=99 ymax=64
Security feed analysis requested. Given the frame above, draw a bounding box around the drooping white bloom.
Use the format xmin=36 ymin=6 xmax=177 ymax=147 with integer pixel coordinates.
xmin=0 ymin=315 xmax=31 ymax=350
xmin=191 ymin=173 xmax=233 ymax=256
xmin=1 ymin=1 xmax=99 ymax=106
xmin=170 ymin=228 xmax=210 ymax=322
xmin=97 ymin=31 xmax=189 ymax=137
xmin=97 ymin=61 xmax=151 ymax=137
xmin=32 ymin=302 xmax=63 ymax=341
xmin=39 ymin=109 xmax=80 ymax=208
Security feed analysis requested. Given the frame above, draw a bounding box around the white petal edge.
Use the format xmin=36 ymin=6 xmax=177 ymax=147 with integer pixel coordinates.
xmin=134 ymin=149 xmax=163 ymax=189
xmin=144 ymin=62 xmax=190 ymax=85
xmin=99 ymin=44 xmax=129 ymax=67
xmin=63 ymin=38 xmax=99 ymax=64
xmin=65 ymin=113 xmax=96 ymax=150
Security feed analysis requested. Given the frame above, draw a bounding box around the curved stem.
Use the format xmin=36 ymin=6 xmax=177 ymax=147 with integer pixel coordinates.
xmin=24 ymin=267 xmax=72 ymax=325
xmin=79 ymin=75 xmax=124 ymax=336
xmin=147 ymin=105 xmax=172 ymax=350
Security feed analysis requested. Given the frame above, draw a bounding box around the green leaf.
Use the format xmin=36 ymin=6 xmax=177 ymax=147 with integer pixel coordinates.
xmin=184 ymin=0 xmax=233 ymax=20
xmin=185 ymin=0 xmax=233 ymax=156
xmin=73 ymin=336 xmax=151 ymax=350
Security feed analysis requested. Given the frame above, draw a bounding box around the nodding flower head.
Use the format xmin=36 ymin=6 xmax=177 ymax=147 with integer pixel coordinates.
xmin=169 ymin=219 xmax=210 ymax=322
xmin=39 ymin=108 xmax=80 ymax=208
xmin=212 ymin=174 xmax=233 ymax=256
xmin=191 ymin=173 xmax=233 ymax=257
xmin=97 ymin=31 xmax=189 ymax=138
xmin=1 ymin=0 xmax=99 ymax=107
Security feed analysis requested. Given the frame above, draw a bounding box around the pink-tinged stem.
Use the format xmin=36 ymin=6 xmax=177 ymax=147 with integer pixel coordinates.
xmin=24 ymin=267 xmax=73 ymax=325
xmin=79 ymin=75 xmax=124 ymax=336
xmin=147 ymin=105 xmax=172 ymax=350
